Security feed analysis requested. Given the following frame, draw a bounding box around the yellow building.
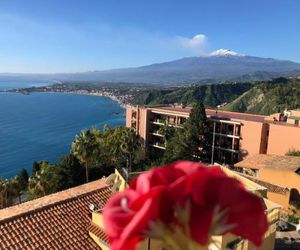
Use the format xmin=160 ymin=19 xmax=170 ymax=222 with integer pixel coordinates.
xmin=88 ymin=167 xmax=281 ymax=250
xmin=235 ymin=154 xmax=300 ymax=209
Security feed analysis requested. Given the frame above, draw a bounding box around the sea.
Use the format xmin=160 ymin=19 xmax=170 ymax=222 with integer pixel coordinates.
xmin=0 ymin=81 xmax=125 ymax=178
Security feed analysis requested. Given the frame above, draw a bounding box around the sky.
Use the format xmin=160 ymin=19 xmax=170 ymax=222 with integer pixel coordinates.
xmin=0 ymin=0 xmax=299 ymax=73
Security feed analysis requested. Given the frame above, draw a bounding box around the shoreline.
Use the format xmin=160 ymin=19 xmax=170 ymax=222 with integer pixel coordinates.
xmin=3 ymin=89 xmax=129 ymax=109
xmin=47 ymin=90 xmax=128 ymax=109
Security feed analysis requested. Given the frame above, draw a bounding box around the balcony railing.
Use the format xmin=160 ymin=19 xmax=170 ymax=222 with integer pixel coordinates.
xmin=150 ymin=142 xmax=166 ymax=150
xmin=151 ymin=119 xmax=165 ymax=125
xmin=150 ymin=131 xmax=164 ymax=137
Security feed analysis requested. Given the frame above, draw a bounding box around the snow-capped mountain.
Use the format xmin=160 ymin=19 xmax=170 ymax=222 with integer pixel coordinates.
xmin=2 ymin=51 xmax=300 ymax=85
xmin=209 ymin=49 xmax=243 ymax=57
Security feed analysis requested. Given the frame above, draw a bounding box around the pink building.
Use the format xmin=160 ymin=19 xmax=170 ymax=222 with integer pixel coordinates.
xmin=126 ymin=105 xmax=300 ymax=164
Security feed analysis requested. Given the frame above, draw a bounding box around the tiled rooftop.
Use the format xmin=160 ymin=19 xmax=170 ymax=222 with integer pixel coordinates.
xmin=0 ymin=179 xmax=112 ymax=250
xmin=88 ymin=222 xmax=110 ymax=246
xmin=240 ymin=174 xmax=289 ymax=195
xmin=235 ymin=154 xmax=300 ymax=171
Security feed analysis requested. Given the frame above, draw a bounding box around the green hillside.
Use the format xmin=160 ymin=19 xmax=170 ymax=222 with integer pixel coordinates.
xmin=222 ymin=77 xmax=300 ymax=115
xmin=132 ymin=82 xmax=254 ymax=108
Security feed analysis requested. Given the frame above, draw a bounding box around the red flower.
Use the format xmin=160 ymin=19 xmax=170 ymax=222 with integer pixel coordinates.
xmin=103 ymin=187 xmax=170 ymax=250
xmin=103 ymin=161 xmax=268 ymax=249
xmin=129 ymin=163 xmax=185 ymax=194
xmin=169 ymin=163 xmax=268 ymax=246
xmin=130 ymin=161 xmax=208 ymax=193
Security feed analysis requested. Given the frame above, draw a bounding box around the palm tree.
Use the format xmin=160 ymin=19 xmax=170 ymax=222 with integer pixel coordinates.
xmin=120 ymin=128 xmax=141 ymax=173
xmin=71 ymin=129 xmax=98 ymax=183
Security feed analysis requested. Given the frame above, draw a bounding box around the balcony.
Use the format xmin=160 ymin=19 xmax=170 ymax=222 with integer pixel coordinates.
xmin=211 ymin=131 xmax=240 ymax=139
xmin=150 ymin=141 xmax=166 ymax=150
xmin=151 ymin=119 xmax=165 ymax=125
xmin=150 ymin=118 xmax=184 ymax=128
xmin=150 ymin=131 xmax=164 ymax=137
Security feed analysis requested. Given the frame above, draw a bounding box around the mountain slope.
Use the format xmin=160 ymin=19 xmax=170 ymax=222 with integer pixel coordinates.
xmin=222 ymin=77 xmax=300 ymax=115
xmin=69 ymin=54 xmax=300 ymax=84
xmin=1 ymin=51 xmax=300 ymax=85
xmin=132 ymin=82 xmax=254 ymax=107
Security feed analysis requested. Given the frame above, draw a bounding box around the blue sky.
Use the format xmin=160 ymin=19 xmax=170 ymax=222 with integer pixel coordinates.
xmin=0 ymin=0 xmax=299 ymax=73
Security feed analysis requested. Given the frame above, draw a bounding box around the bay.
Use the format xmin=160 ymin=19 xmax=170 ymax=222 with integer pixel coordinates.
xmin=0 ymin=79 xmax=53 ymax=90
xmin=0 ymin=92 xmax=125 ymax=178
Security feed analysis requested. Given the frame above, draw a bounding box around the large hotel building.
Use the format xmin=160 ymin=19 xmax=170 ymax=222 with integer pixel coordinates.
xmin=126 ymin=105 xmax=300 ymax=164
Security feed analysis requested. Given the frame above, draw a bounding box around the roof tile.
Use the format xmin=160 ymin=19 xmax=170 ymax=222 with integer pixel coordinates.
xmin=0 ymin=179 xmax=112 ymax=249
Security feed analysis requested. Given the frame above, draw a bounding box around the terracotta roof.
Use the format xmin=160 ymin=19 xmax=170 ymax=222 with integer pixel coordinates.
xmin=0 ymin=179 xmax=112 ymax=250
xmin=88 ymin=222 xmax=110 ymax=246
xmin=240 ymin=174 xmax=289 ymax=195
xmin=235 ymin=154 xmax=300 ymax=171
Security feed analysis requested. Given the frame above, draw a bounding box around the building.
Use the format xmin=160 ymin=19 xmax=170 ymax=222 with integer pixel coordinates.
xmin=126 ymin=105 xmax=300 ymax=164
xmin=88 ymin=167 xmax=281 ymax=250
xmin=234 ymin=154 xmax=300 ymax=209
xmin=284 ymin=109 xmax=300 ymax=126
xmin=0 ymin=178 xmax=111 ymax=250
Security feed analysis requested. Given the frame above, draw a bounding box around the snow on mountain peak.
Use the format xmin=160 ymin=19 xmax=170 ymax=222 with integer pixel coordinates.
xmin=209 ymin=49 xmax=243 ymax=57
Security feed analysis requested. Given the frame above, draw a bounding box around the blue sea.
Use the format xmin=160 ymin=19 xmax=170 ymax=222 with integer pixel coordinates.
xmin=0 ymin=84 xmax=125 ymax=178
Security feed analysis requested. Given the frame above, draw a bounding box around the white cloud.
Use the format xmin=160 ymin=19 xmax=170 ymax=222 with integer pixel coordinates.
xmin=177 ymin=34 xmax=208 ymax=55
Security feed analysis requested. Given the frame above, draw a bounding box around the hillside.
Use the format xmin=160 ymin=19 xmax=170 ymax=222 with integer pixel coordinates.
xmin=132 ymin=82 xmax=254 ymax=107
xmin=131 ymin=77 xmax=300 ymax=115
xmin=222 ymin=77 xmax=300 ymax=115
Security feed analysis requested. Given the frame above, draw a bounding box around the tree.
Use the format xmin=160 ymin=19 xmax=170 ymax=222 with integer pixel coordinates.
xmin=28 ymin=161 xmax=61 ymax=199
xmin=16 ymin=168 xmax=29 ymax=190
xmin=163 ymin=128 xmax=191 ymax=163
xmin=158 ymin=124 xmax=176 ymax=142
xmin=101 ymin=126 xmax=126 ymax=166
xmin=286 ymin=149 xmax=300 ymax=157
xmin=164 ymin=102 xmax=210 ymax=163
xmin=56 ymin=154 xmax=85 ymax=189
xmin=184 ymin=102 xmax=211 ymax=160
xmin=71 ymin=129 xmax=99 ymax=183
xmin=32 ymin=161 xmax=41 ymax=175
xmin=120 ymin=128 xmax=141 ymax=172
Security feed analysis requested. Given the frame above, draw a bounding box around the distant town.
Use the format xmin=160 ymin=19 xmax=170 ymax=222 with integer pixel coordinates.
xmin=2 ymin=83 xmax=135 ymax=108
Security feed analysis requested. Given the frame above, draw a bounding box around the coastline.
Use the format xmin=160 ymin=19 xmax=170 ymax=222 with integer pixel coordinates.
xmin=3 ymin=89 xmax=129 ymax=109
xmin=46 ymin=90 xmax=128 ymax=109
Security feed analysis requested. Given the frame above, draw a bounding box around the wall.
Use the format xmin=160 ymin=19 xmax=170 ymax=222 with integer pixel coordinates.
xmin=92 ymin=211 xmax=104 ymax=228
xmin=267 ymin=123 xmax=300 ymax=155
xmin=267 ymin=191 xmax=290 ymax=210
xmin=259 ymin=168 xmax=300 ymax=202
xmin=287 ymin=110 xmax=300 ymax=125
xmin=126 ymin=106 xmax=134 ymax=128
xmin=239 ymin=121 xmax=265 ymax=159
xmin=89 ymin=232 xmax=110 ymax=250
xmin=138 ymin=108 xmax=149 ymax=144
xmin=125 ymin=106 xmax=149 ymax=145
